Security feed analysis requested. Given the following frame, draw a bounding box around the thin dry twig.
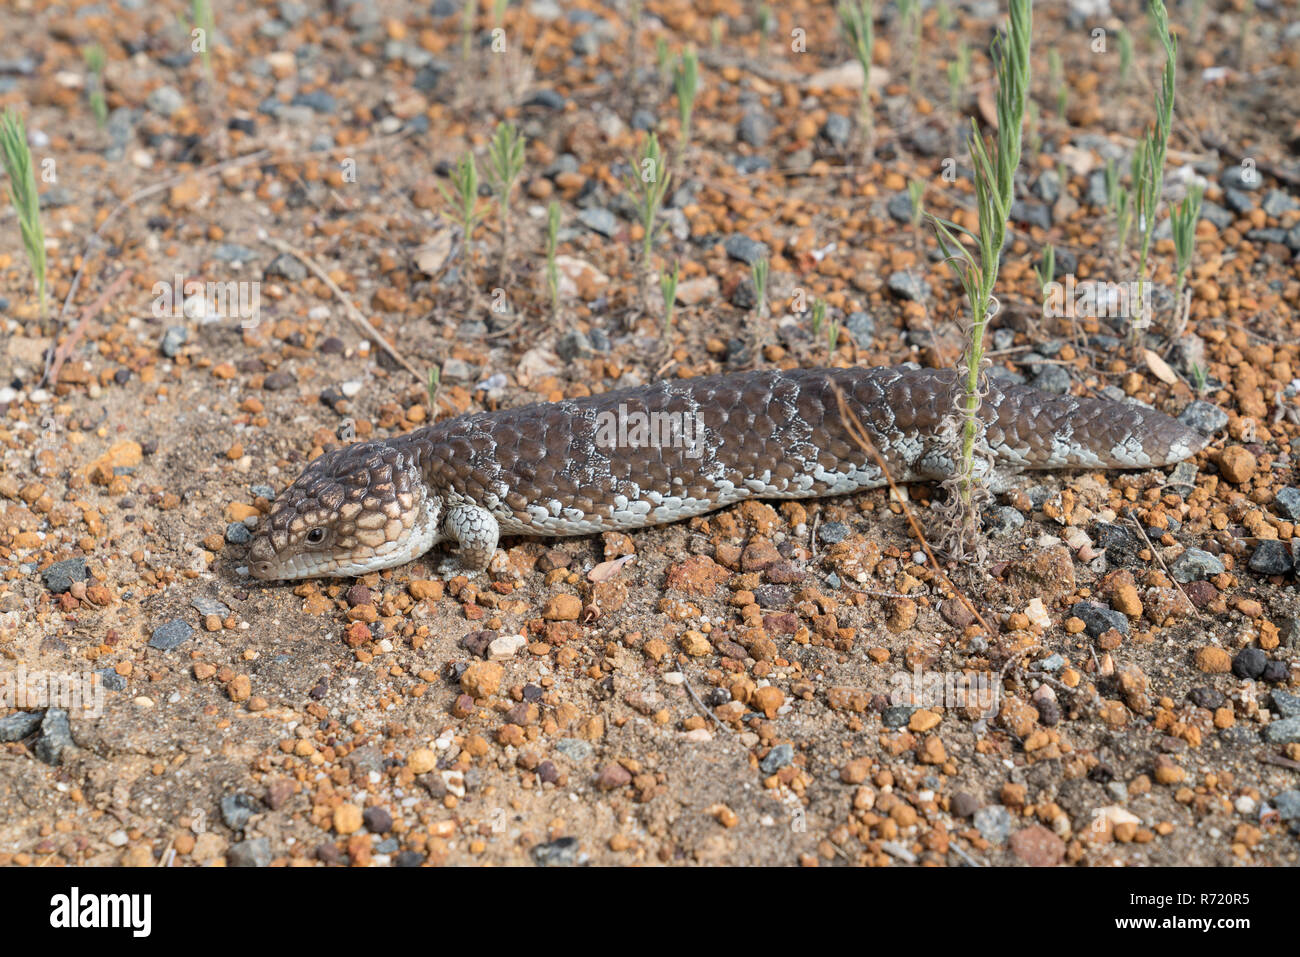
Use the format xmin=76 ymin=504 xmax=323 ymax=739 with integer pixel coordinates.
xmin=44 ymin=269 xmax=131 ymax=386
xmin=829 ymin=381 xmax=996 ymax=641
xmin=1256 ymin=752 xmax=1300 ymax=773
xmin=261 ymin=236 xmax=425 ymax=384
xmin=678 ymin=666 xmax=732 ymax=735
xmin=1127 ymin=516 xmax=1206 ymax=622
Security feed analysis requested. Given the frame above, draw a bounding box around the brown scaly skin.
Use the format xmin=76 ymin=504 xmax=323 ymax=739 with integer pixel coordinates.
xmin=246 ymin=365 xmax=1210 ymax=581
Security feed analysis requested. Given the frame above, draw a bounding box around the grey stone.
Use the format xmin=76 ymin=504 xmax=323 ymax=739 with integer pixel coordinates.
xmin=265 ymin=253 xmax=308 ymax=281
xmin=973 ymin=805 xmax=1011 ymax=844
xmin=571 ymin=31 xmax=600 ymax=56
xmin=33 ymin=708 xmax=73 ymax=765
xmin=723 ymin=234 xmax=769 ymax=265
xmin=1248 ymin=540 xmax=1292 ymax=576
xmin=531 ymin=836 xmax=580 ymax=866
xmin=555 ymin=738 xmax=593 ymax=762
xmin=1035 ymin=169 xmax=1062 ymax=204
xmin=906 ymin=125 xmax=943 ymax=156
xmin=732 ymin=155 xmax=772 ymax=175
xmin=882 ymin=705 xmax=916 ymax=729
xmin=213 ymin=243 xmax=258 ymax=265
xmin=220 ymin=792 xmax=259 ymax=831
xmin=887 ymin=192 xmax=914 ymax=223
xmin=821 ymin=113 xmax=852 ymax=147
xmin=1010 ymin=200 xmax=1052 ymax=230
xmin=1264 ymin=716 xmax=1300 ymax=745
xmin=577 ymin=207 xmax=617 ymax=238
xmin=0 ymin=710 xmax=43 ymax=742
xmin=986 ymin=506 xmax=1025 ymax=537
xmin=1178 ymin=400 xmax=1228 ymax=434
xmin=818 ymin=522 xmax=851 ymax=545
xmin=191 ymin=596 xmax=232 ymax=617
xmin=1200 ymin=201 xmax=1234 ymax=230
xmin=41 ymin=558 xmax=87 ymax=594
xmin=844 ymin=311 xmax=875 ymax=348
xmin=1069 ymin=601 xmax=1130 ymax=638
xmin=291 ymin=90 xmax=336 ymax=113
xmin=1170 ymin=547 xmax=1225 ymax=583
xmin=1280 ymin=615 xmax=1300 ymax=649
xmin=1232 ymin=647 xmax=1267 ymax=680
xmin=760 ymin=743 xmax=794 ymax=774
xmin=1222 ymin=188 xmax=1256 ymax=215
xmin=149 ymin=619 xmax=194 ymax=651
xmin=1246 ymin=227 xmax=1288 ymax=247
xmin=523 ymin=89 xmax=566 ymax=110
xmin=737 ymin=108 xmax=772 ymax=147
xmin=1221 ymin=164 xmax=1262 ymax=191
xmin=146 ymin=85 xmax=184 ymax=117
xmin=555 ymin=330 xmax=592 ymax=362
xmin=228 ymin=837 xmax=272 ymax=867
xmin=413 ymin=63 xmax=446 ymax=92
xmin=1032 ymin=364 xmax=1072 ymax=394
xmin=730 ymin=278 xmax=757 ymax=311
xmin=1270 ymin=690 xmax=1300 ymax=719
xmin=160 ymin=325 xmax=187 ymax=358
xmin=1273 ymin=487 xmax=1300 ymax=521
xmin=1085 ymin=170 xmax=1110 ymax=207
xmin=95 ymin=668 xmax=127 ymax=692
xmin=1261 ymin=189 xmax=1298 ymax=217
xmin=225 ymin=522 xmax=252 ymax=545
xmin=1275 ymin=790 xmax=1300 ymax=821
xmin=887 ymin=271 xmax=930 ymax=302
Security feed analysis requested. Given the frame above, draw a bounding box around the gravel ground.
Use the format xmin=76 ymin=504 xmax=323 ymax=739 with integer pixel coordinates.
xmin=0 ymin=0 xmax=1298 ymax=867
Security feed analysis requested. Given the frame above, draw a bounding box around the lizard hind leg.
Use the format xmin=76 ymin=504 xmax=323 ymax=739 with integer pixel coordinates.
xmin=443 ymin=504 xmax=500 ymax=571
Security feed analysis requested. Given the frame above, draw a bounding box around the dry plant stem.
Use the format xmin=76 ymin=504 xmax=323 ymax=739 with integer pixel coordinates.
xmin=830 ymin=383 xmax=995 ymax=641
xmin=262 ymin=236 xmax=425 ymax=384
xmin=1257 ymin=752 xmax=1300 ymax=772
xmin=45 ymin=269 xmax=131 ymax=386
xmin=680 ymin=666 xmax=732 ymax=734
xmin=980 ymin=644 xmax=1043 ymax=726
xmin=1128 ymin=516 xmax=1204 ymax=621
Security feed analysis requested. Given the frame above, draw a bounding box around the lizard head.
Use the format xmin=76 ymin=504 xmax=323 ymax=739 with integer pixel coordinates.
xmin=247 ymin=442 xmax=443 ymax=580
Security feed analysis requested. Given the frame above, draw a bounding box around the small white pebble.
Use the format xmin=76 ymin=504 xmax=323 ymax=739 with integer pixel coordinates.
xmin=133 ymin=696 xmax=154 ymax=709
xmin=661 ymin=672 xmax=685 ymax=685
xmin=488 ymin=633 xmax=527 ymax=660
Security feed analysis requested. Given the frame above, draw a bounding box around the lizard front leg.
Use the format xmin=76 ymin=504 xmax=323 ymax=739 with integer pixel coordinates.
xmin=443 ymin=504 xmax=500 ymax=571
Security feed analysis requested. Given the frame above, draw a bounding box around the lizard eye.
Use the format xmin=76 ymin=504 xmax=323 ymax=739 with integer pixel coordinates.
xmin=305 ymin=527 xmax=327 ymax=545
